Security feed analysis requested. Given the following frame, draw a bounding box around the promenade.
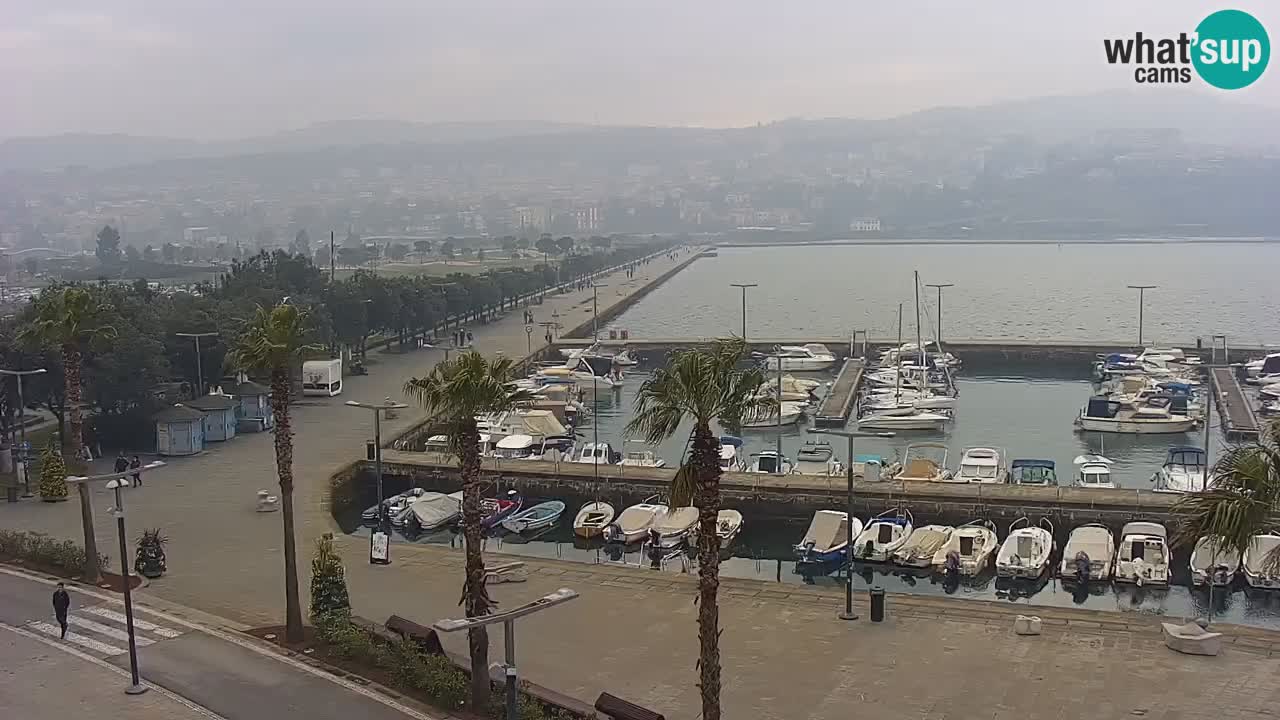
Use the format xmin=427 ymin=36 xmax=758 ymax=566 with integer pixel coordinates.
xmin=3 ymin=246 xmax=1280 ymax=719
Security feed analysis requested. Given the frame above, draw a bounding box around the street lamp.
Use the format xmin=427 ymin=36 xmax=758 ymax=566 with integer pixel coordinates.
xmin=591 ymin=284 xmax=607 ymax=342
xmin=807 ymin=428 xmax=893 ymax=620
xmin=1127 ymin=285 xmax=1157 ymax=348
xmin=729 ymin=283 xmax=758 ymax=339
xmin=174 ymin=332 xmax=217 ymax=397
xmin=345 ymin=398 xmax=409 ymax=564
xmin=924 ymin=283 xmax=954 ymax=345
xmin=66 ymin=461 xmax=166 ymax=695
xmin=0 ymin=367 xmax=47 ymax=497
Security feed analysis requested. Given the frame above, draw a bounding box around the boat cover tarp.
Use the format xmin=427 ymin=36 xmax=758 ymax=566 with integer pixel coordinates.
xmin=800 ymin=512 xmax=847 ymax=552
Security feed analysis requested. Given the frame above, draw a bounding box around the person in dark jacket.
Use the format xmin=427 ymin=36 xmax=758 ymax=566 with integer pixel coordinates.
xmin=52 ymin=582 xmax=71 ymax=639
xmin=113 ymin=453 xmax=128 ymax=475
xmin=129 ymin=455 xmax=142 ymax=487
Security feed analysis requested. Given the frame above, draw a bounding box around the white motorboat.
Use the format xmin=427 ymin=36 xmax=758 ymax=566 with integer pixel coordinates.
xmin=649 ymin=507 xmax=699 ymax=548
xmin=892 ymin=524 xmax=954 ymax=568
xmin=932 ymin=520 xmax=999 ymax=576
xmin=574 ymin=442 xmax=618 ymax=465
xmin=893 ymin=443 xmax=953 ymax=483
xmin=742 ymin=400 xmax=806 ymax=428
xmin=746 ymin=451 xmax=793 ymax=475
xmin=954 ymin=447 xmax=1008 ymax=484
xmin=1059 ymin=523 xmax=1115 ymax=582
xmin=878 ymin=342 xmax=961 ymax=369
xmin=794 ymin=510 xmax=863 ymax=563
xmin=1009 ymin=459 xmax=1057 ymax=486
xmin=572 ymin=501 xmax=616 ymax=538
xmin=860 ymin=392 xmax=957 ymax=413
xmin=1075 ymin=395 xmax=1195 ymax=434
xmin=857 ymin=408 xmax=950 ymax=431
xmin=1072 ymin=455 xmax=1116 ymax=489
xmin=758 ymin=344 xmax=838 ymax=372
xmin=1189 ymin=536 xmax=1242 ymax=587
xmin=853 ymin=508 xmax=913 ymax=562
xmin=1151 ymin=446 xmax=1209 ymax=493
xmin=996 ymin=517 xmax=1055 ymax=579
xmin=493 ymin=434 xmax=539 ymax=460
xmin=718 ymin=435 xmax=743 ymax=471
xmin=1244 ymin=352 xmax=1280 ymax=381
xmin=1261 ymin=383 xmax=1280 ymax=401
xmin=476 ymin=409 xmax=568 ymax=445
xmin=793 ymin=440 xmax=843 ymax=476
xmin=759 ymin=374 xmax=823 ymax=402
xmin=603 ymin=500 xmax=669 ymax=544
xmin=1243 ymin=534 xmax=1280 ymax=589
xmin=618 ymin=449 xmax=667 ymax=468
xmin=1114 ymin=521 xmax=1170 ymax=586
xmin=404 ymin=492 xmax=461 ymax=533
xmin=714 ymin=510 xmax=744 ymax=546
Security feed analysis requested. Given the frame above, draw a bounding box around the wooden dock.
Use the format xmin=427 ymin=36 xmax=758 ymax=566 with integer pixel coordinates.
xmin=1211 ymin=367 xmax=1261 ymax=441
xmin=814 ymin=358 xmax=864 ymax=426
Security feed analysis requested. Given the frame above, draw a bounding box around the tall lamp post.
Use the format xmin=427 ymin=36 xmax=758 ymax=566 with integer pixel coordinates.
xmin=174 ymin=332 xmax=217 ymax=397
xmin=807 ymin=428 xmax=893 ymax=620
xmin=729 ymin=283 xmax=758 ymax=339
xmin=924 ymin=283 xmax=954 ymax=345
xmin=591 ymin=284 xmax=607 ymax=342
xmin=1 ymin=367 xmax=47 ymax=497
xmin=1127 ymin=284 xmax=1157 ymax=348
xmin=345 ymin=398 xmax=408 ymax=564
xmin=66 ymin=461 xmax=166 ymax=694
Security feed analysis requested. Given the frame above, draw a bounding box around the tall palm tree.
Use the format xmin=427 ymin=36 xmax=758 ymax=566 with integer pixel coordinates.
xmin=403 ymin=351 xmax=535 ymax=711
xmin=17 ymin=286 xmax=117 ymax=582
xmin=625 ymin=338 xmax=771 ymax=720
xmin=226 ymin=302 xmax=319 ymax=644
xmin=1175 ymin=420 xmax=1280 ymax=577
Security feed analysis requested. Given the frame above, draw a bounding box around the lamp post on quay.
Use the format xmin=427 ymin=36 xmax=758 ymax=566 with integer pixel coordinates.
xmin=1127 ymin=284 xmax=1157 ymax=348
xmin=0 ymin=367 xmax=47 ymax=497
xmin=729 ymin=282 xmax=758 ymax=339
xmin=806 ymin=428 xmax=893 ymax=620
xmin=924 ymin=283 xmax=954 ymax=345
xmin=66 ymin=460 xmax=166 ymax=695
xmin=345 ymin=398 xmax=408 ymax=564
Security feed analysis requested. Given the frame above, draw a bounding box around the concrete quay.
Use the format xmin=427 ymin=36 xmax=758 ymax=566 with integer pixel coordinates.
xmin=813 ymin=357 xmax=864 ymax=426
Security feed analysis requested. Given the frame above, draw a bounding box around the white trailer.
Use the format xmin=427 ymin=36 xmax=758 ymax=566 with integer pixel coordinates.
xmin=302 ymin=358 xmax=343 ymax=397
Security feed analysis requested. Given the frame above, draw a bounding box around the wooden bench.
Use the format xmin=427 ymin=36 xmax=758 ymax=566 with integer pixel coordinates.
xmin=384 ymin=615 xmax=445 ymax=656
xmin=595 ymin=692 xmax=664 ymax=720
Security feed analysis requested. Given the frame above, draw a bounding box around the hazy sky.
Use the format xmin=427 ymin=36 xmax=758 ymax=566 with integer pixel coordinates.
xmin=2 ymin=1 xmax=1277 ymax=139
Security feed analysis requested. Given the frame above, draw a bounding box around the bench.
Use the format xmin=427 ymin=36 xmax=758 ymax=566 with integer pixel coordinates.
xmin=595 ymin=692 xmax=664 ymax=720
xmin=384 ymin=615 xmax=445 ymax=656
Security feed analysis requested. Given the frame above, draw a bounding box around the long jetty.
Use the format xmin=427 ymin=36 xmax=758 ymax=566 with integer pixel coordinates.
xmin=1211 ymin=367 xmax=1261 ymax=441
xmin=814 ymin=358 xmax=864 ymax=426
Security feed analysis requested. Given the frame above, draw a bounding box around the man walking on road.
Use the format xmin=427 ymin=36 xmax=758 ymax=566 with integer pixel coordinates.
xmin=52 ymin=582 xmax=70 ymax=639
xmin=130 ymin=455 xmax=142 ymax=487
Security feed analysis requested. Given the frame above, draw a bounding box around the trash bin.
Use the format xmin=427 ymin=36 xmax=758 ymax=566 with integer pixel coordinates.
xmin=870 ymin=586 xmax=886 ymax=622
xmin=5 ymin=485 xmax=19 ymax=503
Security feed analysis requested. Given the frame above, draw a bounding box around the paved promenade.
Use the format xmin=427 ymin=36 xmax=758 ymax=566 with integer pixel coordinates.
xmin=5 ymin=246 xmax=1280 ymax=719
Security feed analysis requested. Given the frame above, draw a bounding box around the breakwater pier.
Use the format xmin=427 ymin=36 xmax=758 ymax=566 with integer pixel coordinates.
xmin=1211 ymin=366 xmax=1261 ymax=441
xmin=813 ymin=358 xmax=864 ymax=426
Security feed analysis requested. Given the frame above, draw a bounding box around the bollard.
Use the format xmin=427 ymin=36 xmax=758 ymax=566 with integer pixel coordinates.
xmin=870 ymin=586 xmax=886 ymax=622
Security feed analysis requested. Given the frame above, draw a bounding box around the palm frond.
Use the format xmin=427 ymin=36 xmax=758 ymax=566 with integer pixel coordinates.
xmin=403 ymin=350 xmax=535 ymax=425
xmin=1173 ymin=421 xmax=1280 ymax=560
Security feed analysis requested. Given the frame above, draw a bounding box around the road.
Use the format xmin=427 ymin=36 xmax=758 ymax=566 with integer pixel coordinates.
xmin=0 ymin=569 xmax=437 ymax=720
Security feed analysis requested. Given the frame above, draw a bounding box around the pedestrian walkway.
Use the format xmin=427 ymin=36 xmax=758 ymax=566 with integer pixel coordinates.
xmin=27 ymin=605 xmax=187 ymax=659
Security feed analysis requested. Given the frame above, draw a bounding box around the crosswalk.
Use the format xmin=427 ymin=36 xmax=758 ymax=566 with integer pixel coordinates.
xmin=28 ymin=603 xmax=186 ymax=658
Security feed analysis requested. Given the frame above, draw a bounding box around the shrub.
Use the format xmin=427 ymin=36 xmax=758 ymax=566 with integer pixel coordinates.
xmin=0 ymin=529 xmax=108 ymax=575
xmin=38 ymin=438 xmax=68 ymax=501
xmin=309 ymin=533 xmax=350 ymax=622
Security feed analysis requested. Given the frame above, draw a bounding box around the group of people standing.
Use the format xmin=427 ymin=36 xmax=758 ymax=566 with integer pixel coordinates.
xmin=450 ymin=328 xmax=474 ymax=348
xmin=114 ymin=453 xmax=143 ymax=487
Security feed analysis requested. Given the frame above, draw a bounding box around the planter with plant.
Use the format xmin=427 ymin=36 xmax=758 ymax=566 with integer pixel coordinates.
xmin=134 ymin=529 xmax=167 ymax=578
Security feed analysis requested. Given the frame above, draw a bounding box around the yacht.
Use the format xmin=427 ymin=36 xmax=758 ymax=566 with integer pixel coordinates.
xmin=996 ymin=517 xmax=1055 ymax=579
xmin=853 ymin=508 xmax=913 ymax=562
xmin=1059 ymin=523 xmax=1115 ymax=582
xmin=1189 ymin=536 xmax=1241 ymax=587
xmin=742 ymin=400 xmax=806 ymax=428
xmin=861 ymin=390 xmax=957 ymax=412
xmin=931 ymin=520 xmax=999 ymax=576
xmin=1075 ymin=395 xmax=1196 ymax=434
xmin=618 ymin=449 xmax=667 ymax=468
xmin=954 ymin=447 xmax=1008 ymax=484
xmin=1243 ymin=534 xmax=1280 ymax=589
xmin=757 ymin=344 xmax=838 ymax=372
xmin=794 ymin=510 xmax=862 ymax=564
xmin=893 ymin=443 xmax=953 ymax=483
xmin=1009 ymin=459 xmax=1057 ymax=486
xmin=1114 ymin=522 xmax=1170 ymax=586
xmin=856 ymin=408 xmax=950 ymax=431
xmin=1072 ymin=455 xmax=1116 ymax=489
xmin=793 ymin=440 xmax=843 ymax=476
xmin=574 ymin=442 xmax=619 ymax=465
xmin=746 ymin=451 xmax=793 ymax=475
xmin=492 ymin=434 xmax=539 ymax=460
xmin=1151 ymin=446 xmax=1209 ymax=493
xmin=1244 ymin=352 xmax=1280 ymax=382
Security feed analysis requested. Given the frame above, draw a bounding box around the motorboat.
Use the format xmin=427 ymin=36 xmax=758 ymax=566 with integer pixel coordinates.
xmin=575 ymin=442 xmax=619 ymax=465
xmin=857 ymin=408 xmax=950 ymax=431
xmin=493 ymin=434 xmax=539 ymax=460
xmin=757 ymin=344 xmax=838 ymax=372
xmin=501 ymin=500 xmax=566 ymax=533
xmin=794 ymin=510 xmax=863 ymax=564
xmin=1072 ymin=455 xmax=1116 ymax=489
xmin=954 ymin=447 xmax=1008 ymax=484
xmin=538 ymin=356 xmax=622 ymax=391
xmin=746 ymin=451 xmax=793 ymax=475
xmin=718 ymin=436 xmax=743 ymax=471
xmin=892 ymin=524 xmax=954 ymax=568
xmin=996 ymin=517 xmax=1055 ymax=579
xmin=476 ymin=409 xmax=568 ymax=445
xmin=878 ymin=341 xmax=961 ymax=369
xmin=1243 ymin=534 xmax=1280 ymax=589
xmin=1114 ymin=521 xmax=1170 ymax=586
xmin=893 ymin=443 xmax=953 ymax=483
xmin=759 ymin=374 xmax=823 ymax=402
xmin=403 ymin=492 xmax=461 ymax=533
xmin=481 ymin=490 xmax=522 ymax=529
xmin=853 ymin=508 xmax=913 ymax=562
xmin=618 ymin=449 xmax=667 ymax=468
xmin=1075 ymin=395 xmax=1196 ymax=434
xmin=853 ymin=454 xmax=892 ymax=482
xmin=649 ymin=507 xmax=699 ymax=548
xmin=1189 ymin=536 xmax=1242 ymax=587
xmin=422 ymin=434 xmax=452 ymax=455
xmin=1244 ymin=352 xmax=1280 ymax=382
xmin=861 ymin=391 xmax=957 ymax=412
xmin=1009 ymin=459 xmax=1057 ymax=486
xmin=742 ymin=400 xmax=806 ymax=428
xmin=1261 ymin=383 xmax=1280 ymax=401
xmin=572 ymin=501 xmax=616 ymax=538
xmin=1263 ymin=399 xmax=1280 ymax=416
xmin=713 ymin=510 xmax=744 ymax=546
xmin=932 ymin=520 xmax=999 ymax=576
xmin=562 ymin=344 xmax=639 ymax=367
xmin=361 ymin=487 xmax=426 ymax=525
xmin=534 ymin=435 xmax=576 ymax=462
xmin=793 ymin=440 xmax=843 ymax=476
xmin=603 ymin=500 xmax=669 ymax=543
xmin=1151 ymin=446 xmax=1209 ymax=493
xmin=1058 ymin=523 xmax=1115 ymax=582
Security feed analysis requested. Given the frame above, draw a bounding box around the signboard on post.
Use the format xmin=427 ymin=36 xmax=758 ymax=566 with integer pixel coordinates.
xmin=370 ymin=531 xmax=390 ymax=565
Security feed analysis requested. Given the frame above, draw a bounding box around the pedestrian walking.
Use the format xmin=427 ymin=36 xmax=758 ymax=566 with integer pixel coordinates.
xmin=113 ymin=453 xmax=128 ymax=476
xmin=52 ymin=582 xmax=70 ymax=639
xmin=129 ymin=455 xmax=142 ymax=487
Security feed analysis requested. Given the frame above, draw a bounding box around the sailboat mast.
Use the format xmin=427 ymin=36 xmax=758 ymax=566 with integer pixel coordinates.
xmin=914 ymin=270 xmax=924 ymax=368
xmin=895 ymin=303 xmax=904 ymax=402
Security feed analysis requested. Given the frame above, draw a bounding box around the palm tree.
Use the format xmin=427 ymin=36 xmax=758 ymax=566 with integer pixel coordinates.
xmin=403 ymin=351 xmax=535 ymax=711
xmin=226 ymin=302 xmax=320 ymax=644
xmin=1174 ymin=420 xmax=1280 ymax=581
xmin=17 ymin=286 xmax=117 ymax=582
xmin=625 ymin=338 xmax=771 ymax=720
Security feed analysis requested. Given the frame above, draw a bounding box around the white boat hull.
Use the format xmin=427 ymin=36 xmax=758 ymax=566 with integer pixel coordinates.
xmin=1077 ymin=417 xmax=1195 ymax=434
xmin=762 ymin=357 xmax=836 ymax=372
xmin=858 ymin=414 xmax=948 ymax=430
xmin=743 ymin=409 xmax=804 ymax=427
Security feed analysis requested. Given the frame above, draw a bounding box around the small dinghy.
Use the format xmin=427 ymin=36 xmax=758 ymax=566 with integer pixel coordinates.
xmin=649 ymin=507 xmax=699 ymax=548
xmin=572 ymin=501 xmax=616 ymax=538
xmin=1058 ymin=523 xmax=1115 ymax=582
xmin=892 ymin=524 xmax=954 ymax=568
xmin=481 ymin=490 xmax=522 ymax=529
xmin=1189 ymin=536 xmax=1242 ymax=587
xmin=1243 ymin=534 xmax=1280 ymax=589
xmin=853 ymin=508 xmax=913 ymax=562
xmin=996 ymin=517 xmax=1055 ymax=579
xmin=794 ymin=510 xmax=863 ymax=564
xmin=501 ymin=500 xmax=566 ymax=533
xmin=1114 ymin=521 xmax=1170 ymax=586
xmin=604 ymin=499 xmax=669 ymax=544
xmin=932 ymin=520 xmax=998 ymax=575
xmin=714 ymin=510 xmax=744 ymax=545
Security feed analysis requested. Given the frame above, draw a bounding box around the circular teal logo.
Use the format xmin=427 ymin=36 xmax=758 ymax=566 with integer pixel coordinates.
xmin=1193 ymin=9 xmax=1270 ymax=89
